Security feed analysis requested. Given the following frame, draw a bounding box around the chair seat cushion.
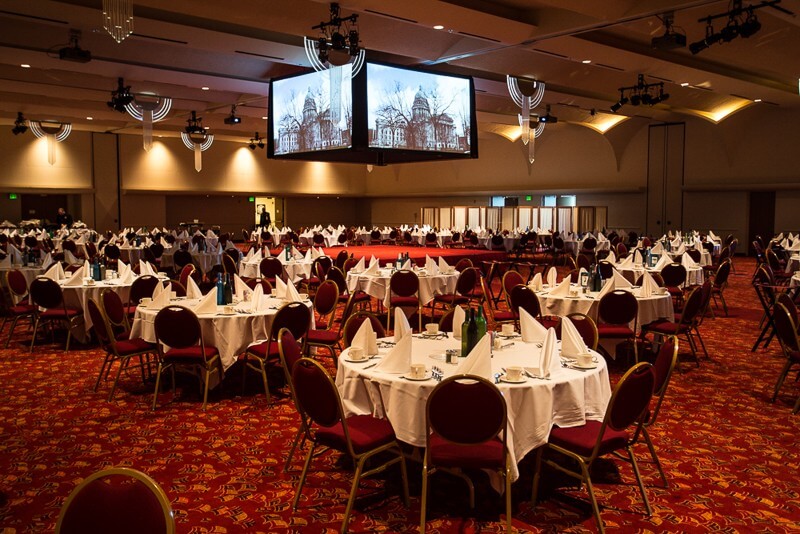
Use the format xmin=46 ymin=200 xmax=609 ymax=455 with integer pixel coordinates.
xmin=245 ymin=340 xmax=278 ymax=360
xmin=40 ymin=307 xmax=82 ymax=318
xmin=428 ymin=432 xmax=505 ymax=469
xmin=596 ymin=324 xmax=635 ymax=338
xmin=316 ymin=415 xmax=397 ymax=454
xmin=306 ymin=329 xmax=339 ymax=344
xmin=433 ymin=294 xmax=470 ymax=306
xmin=9 ymin=304 xmax=36 ymax=315
xmin=115 ymin=337 xmax=156 ymax=356
xmin=164 ymin=345 xmax=219 ymax=360
xmin=390 ymin=296 xmax=419 ymax=307
xmin=549 ymin=420 xmax=629 ymax=457
xmin=642 ymin=320 xmax=688 ymax=335
xmin=125 ymin=304 xmax=137 ymax=316
xmin=667 ymin=287 xmax=683 ymax=296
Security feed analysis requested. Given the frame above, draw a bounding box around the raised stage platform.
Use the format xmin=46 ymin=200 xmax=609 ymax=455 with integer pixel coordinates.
xmin=314 ymin=244 xmax=507 ymax=266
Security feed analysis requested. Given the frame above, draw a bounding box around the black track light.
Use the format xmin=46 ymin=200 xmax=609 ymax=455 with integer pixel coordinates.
xmin=107 ymin=77 xmax=133 ymax=113
xmin=12 ymin=112 xmax=28 ymax=135
xmin=223 ymin=105 xmax=241 ymax=125
xmin=249 ymin=132 xmax=265 ymax=150
xmin=689 ymin=1 xmax=788 ymax=54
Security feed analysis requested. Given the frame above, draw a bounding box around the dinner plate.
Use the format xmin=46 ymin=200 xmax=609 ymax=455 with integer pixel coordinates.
xmin=402 ymin=372 xmax=433 ymax=381
xmin=216 ymin=311 xmax=237 ymax=316
xmin=343 ymin=357 xmax=372 ymax=363
xmin=570 ymin=363 xmax=598 ymax=370
xmin=421 ymin=331 xmax=443 ymax=338
xmin=497 ymin=333 xmax=520 ymax=339
xmin=499 ymin=375 xmax=526 ymax=384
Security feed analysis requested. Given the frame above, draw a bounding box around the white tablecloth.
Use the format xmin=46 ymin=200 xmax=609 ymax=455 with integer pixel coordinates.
xmin=161 ymin=251 xmax=221 ymax=273
xmin=118 ymin=246 xmax=146 ymax=265
xmin=59 ymin=278 xmax=135 ymax=339
xmin=667 ymin=250 xmax=712 ymax=267
xmin=130 ymin=296 xmax=312 ymax=370
xmin=536 ymin=285 xmax=674 ymax=331
xmin=477 ymin=236 xmax=520 ymax=252
xmin=617 ymin=264 xmax=704 ymax=287
xmin=346 ymin=268 xmax=458 ymax=307
xmin=239 ymin=258 xmax=313 ymax=283
xmin=335 ymin=334 xmax=611 ymax=483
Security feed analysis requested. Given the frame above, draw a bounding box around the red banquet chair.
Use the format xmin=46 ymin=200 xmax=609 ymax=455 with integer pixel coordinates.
xmin=2 ymin=269 xmax=37 ymax=348
xmin=430 ymin=265 xmax=477 ymax=317
xmin=566 ymin=312 xmax=599 ymax=350
xmin=342 ymin=310 xmax=386 ymax=348
xmin=152 ymin=305 xmax=221 ymax=410
xmin=596 ymin=289 xmax=639 ymax=362
xmin=661 ymin=263 xmax=688 ymax=311
xmin=641 ymin=285 xmax=707 ymax=369
xmin=126 ymin=275 xmax=160 ymax=319
xmin=304 ymin=279 xmax=342 ymax=358
xmin=291 ymin=358 xmax=409 ymax=533
xmin=277 ymin=327 xmax=310 ymax=472
xmin=420 ymin=374 xmax=511 ymax=533
xmin=771 ymin=302 xmax=800 ymax=414
xmin=241 ymin=301 xmax=311 ymax=401
xmin=531 ymin=362 xmax=656 ymax=534
xmin=55 ymin=467 xmax=175 ymax=534
xmin=29 ymin=277 xmax=83 ymax=352
xmin=387 ymin=270 xmax=421 ymax=331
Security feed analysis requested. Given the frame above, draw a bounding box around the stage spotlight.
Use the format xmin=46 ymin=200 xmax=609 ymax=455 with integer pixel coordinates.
xmin=12 ymin=112 xmax=27 ymax=135
xmin=739 ymin=10 xmax=761 ymax=37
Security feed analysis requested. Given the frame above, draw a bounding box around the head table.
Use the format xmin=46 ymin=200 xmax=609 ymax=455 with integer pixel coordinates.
xmin=335 ymin=333 xmax=611 ymax=484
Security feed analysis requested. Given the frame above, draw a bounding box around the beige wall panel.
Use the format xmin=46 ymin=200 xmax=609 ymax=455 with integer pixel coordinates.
xmin=0 ymin=129 xmax=92 ymax=190
xmin=683 ymin=192 xmax=748 ymax=245
xmin=121 ymin=194 xmax=166 ymax=229
xmin=775 ymin=191 xmax=800 ymax=233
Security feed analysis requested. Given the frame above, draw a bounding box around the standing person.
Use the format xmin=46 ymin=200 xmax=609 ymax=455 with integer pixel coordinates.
xmin=259 ymin=207 xmax=271 ymax=228
xmin=56 ymin=207 xmax=73 ymax=228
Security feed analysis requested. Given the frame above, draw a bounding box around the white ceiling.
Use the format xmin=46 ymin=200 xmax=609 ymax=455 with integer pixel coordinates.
xmin=1 ymin=0 xmax=798 ymax=140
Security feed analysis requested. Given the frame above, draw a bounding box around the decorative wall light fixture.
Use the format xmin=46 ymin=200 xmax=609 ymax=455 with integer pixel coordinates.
xmin=102 ymin=0 xmax=134 ymax=43
xmin=29 ymin=120 xmax=72 ymax=165
xmin=125 ymin=92 xmax=172 ymax=151
xmin=507 ymin=75 xmax=546 ymax=163
xmin=181 ymin=111 xmax=213 ymax=172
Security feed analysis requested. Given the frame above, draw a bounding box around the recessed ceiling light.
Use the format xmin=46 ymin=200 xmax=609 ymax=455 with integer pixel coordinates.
xmin=433 ymin=25 xmax=444 ymax=30
xmin=204 ymin=126 xmax=210 ymax=129
xmin=680 ymin=82 xmax=690 ymax=87
xmin=581 ymin=59 xmax=592 ymax=64
xmin=201 ymin=86 xmax=210 ymax=91
xmin=86 ymin=116 xmax=93 ymax=120
xmin=261 ymin=116 xmax=268 ymax=120
xmin=753 ymin=98 xmax=762 ymax=102
xmin=20 ymin=64 xmax=30 ymax=68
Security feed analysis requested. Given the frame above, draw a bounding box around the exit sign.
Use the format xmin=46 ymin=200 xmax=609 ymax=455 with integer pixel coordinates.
xmin=248 ymin=196 xmax=255 ymax=202
xmin=525 ymin=195 xmax=532 ymax=202
xmin=8 ymin=193 xmax=18 ymax=200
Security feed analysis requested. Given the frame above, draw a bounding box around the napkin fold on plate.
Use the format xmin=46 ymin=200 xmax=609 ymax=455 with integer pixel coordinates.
xmin=528 ymin=272 xmax=544 ymax=292
xmin=454 ymin=334 xmax=492 ymax=380
xmin=527 ymin=327 xmax=559 ymax=379
xmin=674 ymin=243 xmax=686 ymax=256
xmin=194 ymin=287 xmax=218 ymax=315
xmin=291 ymin=246 xmax=302 ymax=260
xmin=606 ymin=250 xmax=616 ymax=264
xmin=275 ymin=277 xmax=287 ymax=299
xmin=681 ymin=252 xmax=698 ymax=269
xmin=363 ymin=261 xmax=379 ymax=276
xmin=651 ymin=241 xmax=664 ymax=254
xmin=546 ymin=266 xmax=558 ymax=287
xmin=151 ymin=279 xmax=164 ymax=300
xmin=234 ymin=274 xmax=251 ymax=301
xmin=41 ymin=252 xmax=54 ymax=270
xmin=150 ymin=284 xmax=171 ymax=309
xmin=633 ymin=249 xmax=643 ymax=265
xmin=452 ymin=305 xmax=466 ymax=339
xmin=353 ymin=256 xmax=366 ymax=273
xmin=597 ymin=276 xmax=616 ymax=299
xmin=654 ymin=254 xmax=672 ymax=271
xmin=520 ymin=307 xmax=547 ymax=343
xmin=62 ymin=267 xmax=84 ymax=286
xmin=350 ymin=319 xmax=378 ymax=356
xmin=285 ymin=279 xmax=303 ymax=302
xmin=393 ymin=307 xmax=412 ymax=342
xmin=121 ymin=267 xmax=136 ymax=285
xmin=548 ymin=277 xmax=572 ymax=297
xmin=373 ymin=331 xmax=412 ymax=374
xmin=618 ymin=254 xmax=634 ymax=268
xmin=185 ymin=275 xmax=203 ymax=299
xmin=64 ymin=250 xmax=81 ymax=266
xmin=117 ymin=260 xmax=130 ymax=280
xmin=401 ymin=258 xmax=412 ymax=270
xmin=437 ymin=256 xmax=450 ymax=273
xmin=249 ymin=283 xmax=265 ymax=312
xmin=561 ymin=316 xmax=590 ymax=358
xmin=612 ymin=269 xmax=632 ymax=288
xmin=639 ymin=270 xmax=660 ymax=297
xmin=425 ymin=255 xmax=439 ymax=275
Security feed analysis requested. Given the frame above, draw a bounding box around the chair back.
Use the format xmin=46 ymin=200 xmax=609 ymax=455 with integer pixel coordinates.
xmin=30 ymin=277 xmax=65 ymax=309
xmin=438 ymin=307 xmax=456 ymax=332
xmin=427 ymin=375 xmax=506 ymax=446
xmin=87 ymin=298 xmax=114 ymax=348
xmin=312 ymin=233 xmax=325 ymax=246
xmin=616 ymin=242 xmax=628 ymax=258
xmin=651 ymin=337 xmax=678 ymax=413
xmin=343 ymin=311 xmax=386 ymax=347
xmin=501 ymin=270 xmax=524 ymax=300
xmin=576 ymin=254 xmax=591 ymax=270
xmin=271 ymin=301 xmax=312 ymax=344
xmin=104 ymin=244 xmax=121 ymax=260
xmin=292 ymin=358 xmax=344 ymax=429
xmin=222 ymin=253 xmax=238 ymax=275
xmin=661 ymin=263 xmax=687 ymax=287
xmin=245 ymin=278 xmax=273 ymax=293
xmin=389 ymin=270 xmax=419 ymax=298
xmin=7 ymin=269 xmax=29 ymax=298
xmin=713 ymin=259 xmax=731 ymax=288
xmin=597 ymin=289 xmax=638 ymax=326
xmin=454 ymin=267 xmax=477 ymax=297
xmin=178 ymin=264 xmax=195 ymax=289
xmin=605 ymin=362 xmax=655 ymax=434
xmin=686 ymin=249 xmax=701 ymax=263
xmin=172 ymin=249 xmax=193 ymax=270
xmin=55 ymin=467 xmax=175 ymax=534
xmin=454 ymin=258 xmax=473 ymax=272
xmin=313 ymin=280 xmax=340 ymax=326
xmin=509 ymin=285 xmax=540 ymax=318
xmin=154 ymin=306 xmax=201 ymax=349
xmin=100 ymin=289 xmax=129 ymax=332
xmin=259 ymin=257 xmax=284 ymax=280
xmin=337 ymin=232 xmax=347 ymax=245
xmin=370 ymin=229 xmax=381 ymax=241
xmin=313 ymin=256 xmax=333 ymax=278
xmin=678 ymin=286 xmax=705 ymax=326
xmin=566 ymin=313 xmax=598 ymax=350
xmin=334 ymin=250 xmax=349 ymax=270
xmin=278 ymin=327 xmax=305 ymax=398
xmin=775 ymin=292 xmax=798 ymax=326
xmin=774 ymin=302 xmax=800 ymax=353
xmin=343 ymin=257 xmax=359 ymax=273
xmin=325 ymin=266 xmax=348 ymax=294
xmin=129 ymin=275 xmax=160 ymax=306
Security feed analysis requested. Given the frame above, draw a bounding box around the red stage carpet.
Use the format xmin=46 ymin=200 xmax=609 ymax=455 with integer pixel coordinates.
xmin=316 ymin=244 xmax=506 ymax=266
xmin=1 ymin=257 xmax=800 ymax=532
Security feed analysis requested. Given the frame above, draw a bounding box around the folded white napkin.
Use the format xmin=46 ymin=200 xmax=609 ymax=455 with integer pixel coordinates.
xmin=654 ymin=254 xmax=672 ymax=272
xmin=82 ymin=261 xmax=91 ymax=279
xmin=619 ymin=254 xmax=634 ymax=268
xmin=121 ymin=267 xmax=136 ymax=285
xmin=598 ymin=233 xmax=607 ymax=242
xmin=304 ymin=249 xmax=312 ymax=263
xmin=374 ymin=331 xmax=412 ymax=374
xmin=546 ymin=266 xmax=558 ymax=287
xmin=612 ymin=269 xmax=632 ymax=288
xmin=561 ymin=316 xmax=590 ymax=358
xmin=161 ymin=237 xmax=172 ymax=250
xmin=639 ymin=270 xmax=660 ymax=297
xmin=452 ymin=305 xmax=466 ymax=339
xmin=353 ymin=256 xmax=366 ymax=272
xmin=150 ymin=284 xmax=171 ymax=309
xmin=681 ymin=252 xmax=698 ymax=269
xmin=651 ymin=242 xmax=664 ymax=254
xmin=606 ymin=250 xmax=616 ymax=264
xmin=674 ymin=243 xmax=686 ymax=256
xmin=597 ymin=276 xmax=616 ymax=299
xmin=369 ymin=255 xmax=378 ymax=267
xmin=401 ymin=258 xmax=412 ymax=270
xmin=789 ymin=240 xmax=800 ymax=252
xmin=244 ymin=247 xmax=254 ymax=261
xmin=393 ymin=306 xmax=411 ymax=342
xmin=151 ymin=280 xmax=164 ymax=300
xmin=190 ymin=243 xmax=199 ymax=253
xmin=438 ymin=256 xmax=450 ymax=272
xmin=185 ymin=275 xmax=203 ymax=299
xmin=425 ymin=255 xmax=438 ymax=275
xmin=252 ymin=248 xmax=263 ymax=262
xmin=0 ymin=255 xmax=10 ymax=268
xmin=64 ymin=250 xmax=81 ymax=266
xmin=520 ymin=307 xmax=547 ymax=343
xmin=312 ymin=247 xmax=323 ymax=260
xmin=363 ymin=261 xmax=379 ymax=276
xmin=291 ymin=246 xmax=302 ymax=260
xmin=454 ymin=334 xmax=492 ymax=379
xmin=350 ymin=319 xmax=379 ymax=356
xmin=549 ymin=277 xmax=572 ymax=297
xmin=528 ymin=272 xmax=544 ymax=292
xmin=529 ymin=328 xmax=559 ymax=379
xmin=41 ymin=252 xmax=54 ymax=270
xmin=709 ymin=230 xmax=719 ymax=241
xmin=285 ymin=279 xmax=303 ymax=302
xmin=139 ymin=260 xmax=154 ymax=276
xmin=633 ymin=249 xmax=644 ymax=265
xmin=62 ymin=268 xmax=84 ymax=287
xmin=250 ymin=283 xmax=265 ymax=312
xmin=194 ymin=287 xmax=218 ymax=315
xmin=275 ymin=277 xmax=287 ymax=299
xmin=234 ymin=274 xmax=250 ymax=301
xmin=671 ymin=237 xmax=682 ymax=248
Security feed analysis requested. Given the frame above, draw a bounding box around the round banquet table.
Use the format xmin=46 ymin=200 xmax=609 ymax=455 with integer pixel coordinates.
xmin=536 ymin=284 xmax=674 ymax=330
xmin=616 ymin=264 xmax=704 ymax=287
xmin=335 ymin=334 xmax=612 ymax=484
xmin=346 ymin=267 xmax=458 ymax=307
xmin=118 ymin=245 xmax=146 ymax=265
xmin=130 ymin=296 xmax=312 ymax=370
xmin=239 ymin=257 xmax=313 ymax=283
xmin=785 ymin=254 xmax=800 ymax=274
xmin=0 ymin=265 xmax=45 ymax=302
xmin=58 ymin=277 xmax=139 ymax=342
xmin=161 ymin=250 xmax=221 ymax=273
xmin=667 ymin=249 xmax=712 ymax=267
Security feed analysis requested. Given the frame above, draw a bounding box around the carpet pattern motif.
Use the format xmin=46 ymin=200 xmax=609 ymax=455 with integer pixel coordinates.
xmin=1 ymin=256 xmax=800 ymax=533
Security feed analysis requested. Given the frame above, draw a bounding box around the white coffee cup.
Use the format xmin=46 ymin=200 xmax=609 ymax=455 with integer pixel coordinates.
xmin=577 ymin=353 xmax=594 ymax=367
xmin=411 ymin=363 xmax=427 ymax=379
xmin=425 ymin=323 xmax=438 ymax=335
xmin=298 ymin=293 xmax=309 ymax=301
xmin=349 ymin=346 xmax=366 ymax=361
xmin=224 ymin=305 xmax=234 ymax=315
xmin=84 ymin=277 xmax=95 ymax=285
xmin=505 ymin=366 xmax=523 ymax=381
xmin=139 ymin=297 xmax=152 ymax=306
xmin=569 ymin=287 xmax=579 ymax=297
xmin=270 ymin=289 xmax=277 ymax=297
xmin=501 ymin=324 xmax=515 ymax=336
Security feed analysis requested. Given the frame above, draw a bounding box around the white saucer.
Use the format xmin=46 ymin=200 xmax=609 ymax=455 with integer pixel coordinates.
xmin=216 ymin=311 xmax=237 ymax=316
xmin=343 ymin=357 xmax=371 ymax=363
xmin=497 ymin=333 xmax=520 ymax=339
xmin=500 ymin=375 xmax=526 ymax=384
xmin=402 ymin=372 xmax=432 ymax=381
xmin=421 ymin=331 xmax=442 ymax=338
xmin=570 ymin=363 xmax=598 ymax=370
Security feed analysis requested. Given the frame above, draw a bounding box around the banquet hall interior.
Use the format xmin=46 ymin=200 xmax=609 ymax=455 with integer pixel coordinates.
xmin=1 ymin=0 xmax=800 ymax=532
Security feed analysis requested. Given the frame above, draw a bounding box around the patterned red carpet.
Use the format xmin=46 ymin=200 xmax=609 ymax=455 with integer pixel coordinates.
xmin=1 ymin=256 xmax=800 ymax=533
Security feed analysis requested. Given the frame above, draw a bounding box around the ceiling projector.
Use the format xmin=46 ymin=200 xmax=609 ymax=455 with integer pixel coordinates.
xmin=652 ymin=32 xmax=686 ymax=50
xmin=59 ymin=45 xmax=92 ymax=63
